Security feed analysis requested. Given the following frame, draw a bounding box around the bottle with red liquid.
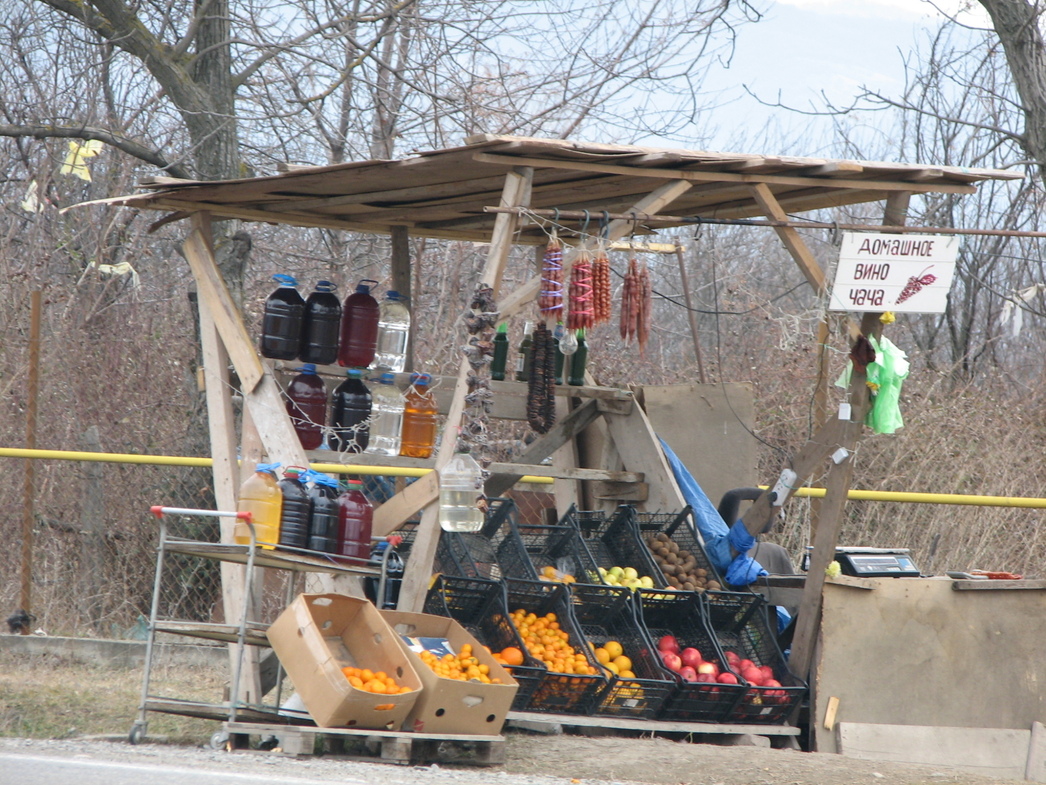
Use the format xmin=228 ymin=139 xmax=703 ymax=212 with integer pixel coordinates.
xmin=300 ymin=280 xmax=341 ymax=365
xmin=260 ymin=274 xmax=305 ymax=360
xmin=285 ymin=364 xmax=327 ymax=450
xmin=336 ymin=478 xmax=373 ymax=562
xmin=337 ymin=279 xmax=380 ymax=368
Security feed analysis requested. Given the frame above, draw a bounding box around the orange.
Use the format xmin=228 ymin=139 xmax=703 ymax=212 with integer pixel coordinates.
xmin=594 ymin=647 xmax=611 ymax=664
xmin=500 ymin=646 xmax=525 ymax=666
xmin=620 ymin=669 xmax=636 ymax=679
xmin=603 ymin=640 xmax=623 ymax=660
xmin=613 ymin=655 xmax=632 ymax=673
xmin=364 ymin=679 xmax=387 ymax=694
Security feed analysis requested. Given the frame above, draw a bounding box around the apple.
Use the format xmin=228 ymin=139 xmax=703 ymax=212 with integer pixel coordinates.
xmin=695 ymin=672 xmax=716 ymax=683
xmin=724 ymin=650 xmax=740 ymax=664
xmin=763 ymin=678 xmax=782 ymax=689
xmin=679 ymin=665 xmax=697 ymax=682
xmin=716 ymin=672 xmax=739 ymax=685
xmin=759 ymin=665 xmax=774 ymax=682
xmin=741 ymin=667 xmax=764 ymax=686
xmin=739 ymin=659 xmax=754 ymax=672
xmin=680 ymin=647 xmax=703 ymax=668
xmin=658 ymin=635 xmax=680 ymax=654
xmin=660 ymin=651 xmax=682 ymax=672
xmin=696 ymin=661 xmax=719 ymax=678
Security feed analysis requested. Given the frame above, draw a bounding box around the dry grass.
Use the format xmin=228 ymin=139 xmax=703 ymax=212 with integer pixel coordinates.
xmin=0 ymin=648 xmax=224 ymax=743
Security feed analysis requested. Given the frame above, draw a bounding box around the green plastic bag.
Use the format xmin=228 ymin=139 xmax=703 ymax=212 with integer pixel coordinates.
xmin=835 ymin=335 xmax=910 ymax=434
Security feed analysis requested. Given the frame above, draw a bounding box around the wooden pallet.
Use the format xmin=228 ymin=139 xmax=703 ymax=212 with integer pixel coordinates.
xmin=224 ymin=721 xmax=505 ymax=766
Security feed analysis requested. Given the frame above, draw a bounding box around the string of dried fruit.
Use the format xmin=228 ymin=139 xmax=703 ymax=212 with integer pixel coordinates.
xmin=592 ymin=248 xmax=612 ymax=324
xmin=526 ymin=322 xmax=557 ymax=434
xmin=620 ymin=257 xmax=640 ymax=342
xmin=567 ymin=248 xmax=594 ymax=330
xmin=538 ymin=234 xmax=564 ymax=318
xmin=459 ymin=283 xmax=498 ymax=454
xmin=638 ymin=259 xmax=652 ymax=357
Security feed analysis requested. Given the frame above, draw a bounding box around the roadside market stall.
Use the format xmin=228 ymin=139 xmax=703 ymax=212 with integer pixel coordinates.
xmin=91 ymin=135 xmax=1041 ymax=761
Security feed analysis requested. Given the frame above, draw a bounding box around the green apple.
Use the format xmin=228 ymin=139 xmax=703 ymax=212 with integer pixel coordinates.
xmin=639 ymin=576 xmax=655 ymax=588
xmin=609 ymin=566 xmax=624 ymax=579
xmin=623 ymin=567 xmax=638 ymax=581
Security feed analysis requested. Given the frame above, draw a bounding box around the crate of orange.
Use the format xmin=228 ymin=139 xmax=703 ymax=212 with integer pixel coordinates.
xmin=422 ymin=575 xmax=546 ymax=711
xmin=503 ymin=578 xmax=609 ymax=715
xmin=568 ymin=583 xmax=678 ymax=719
xmin=266 ymin=594 xmax=422 ymax=729
xmin=380 ymin=609 xmax=518 ymax=735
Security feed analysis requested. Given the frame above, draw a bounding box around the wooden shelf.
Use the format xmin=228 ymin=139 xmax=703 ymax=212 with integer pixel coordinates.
xmin=153 ymin=620 xmax=271 ymax=647
xmin=163 ymin=539 xmax=378 ymax=577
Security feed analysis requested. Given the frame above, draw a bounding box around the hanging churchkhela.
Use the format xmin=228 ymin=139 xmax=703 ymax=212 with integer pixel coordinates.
xmin=567 ymin=248 xmax=594 ymax=330
xmin=591 ymin=246 xmax=612 ymax=325
xmin=538 ymin=233 xmax=564 ymax=319
xmin=526 ymin=322 xmax=557 ymax=434
xmin=620 ymin=257 xmax=652 ymax=357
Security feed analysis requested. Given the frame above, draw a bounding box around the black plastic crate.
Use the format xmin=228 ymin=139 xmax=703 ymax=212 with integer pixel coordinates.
xmin=435 ymin=497 xmax=517 ymax=580
xmin=626 ymin=506 xmax=724 ymax=591
xmin=636 ymin=589 xmax=745 ymax=723
xmin=422 ymin=575 xmax=546 ymax=710
xmin=573 ymin=505 xmax=670 ymax=590
xmin=504 ymin=579 xmax=609 ymax=714
xmin=496 ymin=510 xmax=603 ymax=585
xmin=703 ymin=590 xmax=807 ymax=725
xmin=568 ymin=583 xmax=677 ymax=719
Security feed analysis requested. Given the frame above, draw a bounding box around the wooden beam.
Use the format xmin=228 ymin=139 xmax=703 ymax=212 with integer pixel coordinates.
xmin=471 ymin=152 xmax=980 ymax=195
xmin=395 ymin=167 xmax=534 ymax=613
xmin=748 ymin=183 xmax=828 ymax=295
xmin=372 ymin=470 xmax=440 ymax=537
xmin=498 ymin=179 xmax=695 ymax=320
xmin=183 ymin=216 xmax=264 ymax=392
xmin=601 ymin=399 xmax=687 ymax=512
xmin=484 ymin=398 xmax=602 ymax=497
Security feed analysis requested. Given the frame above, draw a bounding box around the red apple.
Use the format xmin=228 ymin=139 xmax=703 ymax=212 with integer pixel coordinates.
xmin=716 ymin=672 xmax=739 ymax=684
xmin=680 ymin=647 xmax=703 ymax=669
xmin=724 ymin=650 xmax=740 ymax=664
xmin=658 ymin=635 xmax=680 ymax=654
xmin=679 ymin=665 xmax=698 ymax=682
xmin=739 ymin=658 xmax=754 ymax=672
xmin=741 ymin=667 xmax=764 ymax=686
xmin=759 ymin=665 xmax=774 ymax=681
xmin=764 ymin=678 xmax=782 ymax=689
xmin=695 ymin=672 xmax=716 ymax=683
xmin=660 ymin=651 xmax=682 ymax=672
xmin=696 ymin=661 xmax=719 ymax=678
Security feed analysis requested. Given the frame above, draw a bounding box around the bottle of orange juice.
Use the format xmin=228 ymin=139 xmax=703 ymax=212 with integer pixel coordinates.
xmin=235 ymin=463 xmax=282 ymax=549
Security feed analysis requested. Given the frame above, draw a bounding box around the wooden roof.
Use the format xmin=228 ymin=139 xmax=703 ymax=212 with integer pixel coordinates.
xmin=100 ymin=134 xmax=1022 ymax=243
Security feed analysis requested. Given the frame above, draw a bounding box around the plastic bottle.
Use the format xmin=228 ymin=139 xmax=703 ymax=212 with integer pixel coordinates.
xmin=490 ymin=322 xmax=509 ymax=381
xmin=260 ymin=274 xmax=305 ymax=360
xmin=366 ymin=372 xmax=404 ymax=456
xmin=515 ymin=321 xmax=534 ymax=382
xmin=568 ymin=329 xmax=588 ymax=386
xmin=235 ymin=463 xmax=283 ymax=549
xmin=277 ymin=467 xmax=312 ymax=551
xmin=304 ymin=471 xmax=340 ymax=554
xmin=400 ymin=372 xmax=438 ymax=458
xmin=373 ymin=291 xmax=411 ymax=372
xmin=438 ymin=452 xmax=485 ymax=532
xmin=336 ymin=478 xmax=373 ymax=562
xmin=285 ymin=364 xmax=327 ymax=450
xmin=338 ymin=279 xmax=380 ymax=368
xmin=300 ymin=280 xmax=341 ymax=364
xmin=329 ymin=369 xmax=371 ymax=453
xmin=364 ymin=539 xmax=405 ymax=609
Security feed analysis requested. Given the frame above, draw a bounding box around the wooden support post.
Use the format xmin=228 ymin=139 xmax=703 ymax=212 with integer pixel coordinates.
xmin=674 ymin=244 xmax=707 ymax=383
xmin=551 ymin=396 xmax=581 ymax=519
xmin=786 ymin=192 xmax=910 ymax=681
xmin=390 ymin=225 xmax=413 ymax=372
xmin=394 ymin=167 xmax=534 ymax=613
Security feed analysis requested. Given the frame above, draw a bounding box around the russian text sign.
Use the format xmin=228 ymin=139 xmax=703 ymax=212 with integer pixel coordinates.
xmin=828 ymin=232 xmax=958 ymax=314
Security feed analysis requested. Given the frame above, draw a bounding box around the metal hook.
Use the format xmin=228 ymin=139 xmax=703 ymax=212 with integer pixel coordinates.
xmin=600 ymin=210 xmax=610 ymax=239
xmin=552 ymin=207 xmax=560 ymax=225
xmin=581 ymin=210 xmax=591 ymax=237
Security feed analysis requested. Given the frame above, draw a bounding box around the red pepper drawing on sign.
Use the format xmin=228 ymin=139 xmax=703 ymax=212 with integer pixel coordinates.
xmin=896 ymin=265 xmax=937 ymax=304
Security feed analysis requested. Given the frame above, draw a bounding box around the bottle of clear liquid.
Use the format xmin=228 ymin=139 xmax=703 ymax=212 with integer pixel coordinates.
xmin=366 ymin=372 xmax=404 ymax=456
xmin=260 ymin=275 xmax=305 ymax=360
xmin=329 ymin=369 xmax=371 ymax=452
xmin=373 ymin=291 xmax=411 ymax=372
xmin=438 ymin=452 xmax=485 ymax=532
xmin=400 ymin=372 xmax=438 ymax=458
xmin=235 ymin=463 xmax=282 ymax=549
xmin=515 ymin=321 xmax=534 ymax=382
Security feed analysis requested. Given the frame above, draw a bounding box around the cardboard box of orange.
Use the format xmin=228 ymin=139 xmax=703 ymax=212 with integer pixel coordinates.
xmin=267 ymin=593 xmax=422 ymax=729
xmin=381 ymin=610 xmax=518 ymax=735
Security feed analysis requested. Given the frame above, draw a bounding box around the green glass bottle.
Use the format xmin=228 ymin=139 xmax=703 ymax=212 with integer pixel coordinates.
xmin=491 ymin=322 xmax=509 ymax=381
xmin=568 ymin=329 xmax=588 ymax=386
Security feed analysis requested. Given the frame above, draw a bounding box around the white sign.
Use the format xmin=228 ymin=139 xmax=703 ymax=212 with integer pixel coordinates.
xmin=828 ymin=232 xmax=959 ymax=314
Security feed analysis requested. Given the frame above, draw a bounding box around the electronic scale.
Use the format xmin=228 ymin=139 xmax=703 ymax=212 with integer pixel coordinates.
xmin=803 ymin=546 xmax=921 ymax=577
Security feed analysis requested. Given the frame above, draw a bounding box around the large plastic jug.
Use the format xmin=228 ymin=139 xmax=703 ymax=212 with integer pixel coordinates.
xmin=329 ymin=369 xmax=371 ymax=452
xmin=305 ymin=471 xmax=340 ymax=554
xmin=365 ymin=372 xmax=404 ymax=456
xmin=235 ymin=463 xmax=283 ymax=549
xmin=336 ymin=478 xmax=373 ymax=562
xmin=338 ymin=279 xmax=379 ymax=368
xmin=364 ymin=539 xmax=404 ymax=609
xmin=400 ymin=372 xmax=438 ymax=458
xmin=277 ymin=467 xmax=312 ymax=551
xmin=285 ymin=364 xmax=327 ymax=450
xmin=260 ymin=274 xmax=305 ymax=360
xmin=300 ymin=280 xmax=341 ymax=364
xmin=373 ymin=291 xmax=411 ymax=372
xmin=438 ymin=452 xmax=485 ymax=532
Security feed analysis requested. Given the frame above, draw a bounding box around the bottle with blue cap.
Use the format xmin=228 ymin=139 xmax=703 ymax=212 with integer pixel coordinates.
xmin=235 ymin=462 xmax=283 ymax=549
xmin=374 ymin=290 xmax=411 ymax=372
xmin=285 ymin=364 xmax=327 ymax=450
xmin=277 ymin=466 xmax=312 ymax=551
xmin=300 ymin=280 xmax=341 ymax=364
xmin=338 ymin=279 xmax=379 ymax=368
xmin=366 ymin=372 xmax=404 ymax=456
xmin=400 ymin=372 xmax=438 ymax=458
xmin=329 ymin=369 xmax=371 ymax=452
xmin=260 ymin=274 xmax=305 ymax=360
xmin=304 ymin=470 xmax=340 ymax=554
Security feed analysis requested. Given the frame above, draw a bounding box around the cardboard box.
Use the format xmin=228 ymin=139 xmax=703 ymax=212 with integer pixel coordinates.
xmin=267 ymin=593 xmax=422 ymax=729
xmin=381 ymin=610 xmax=519 ymax=735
